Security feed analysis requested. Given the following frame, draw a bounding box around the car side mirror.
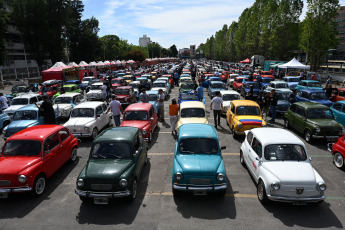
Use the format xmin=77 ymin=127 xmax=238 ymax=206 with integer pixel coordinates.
xmin=309 ymin=157 xmax=312 ymax=161
xmin=221 ymin=146 xmax=226 ymax=150
xmin=97 ymin=113 xmax=101 ymax=117
xmin=150 ymin=117 xmax=154 ymax=121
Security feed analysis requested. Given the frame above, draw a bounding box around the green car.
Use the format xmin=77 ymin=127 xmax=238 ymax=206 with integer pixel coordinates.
xmin=284 ymin=102 xmax=345 ymax=142
xmin=53 ymin=84 xmax=81 ymax=99
xmin=75 ymin=127 xmax=148 ymax=204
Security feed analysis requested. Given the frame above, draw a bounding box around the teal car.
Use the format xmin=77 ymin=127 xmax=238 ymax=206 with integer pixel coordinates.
xmin=295 ymin=80 xmax=322 ymax=91
xmin=331 ymin=100 xmax=345 ymax=126
xmin=172 ymin=123 xmax=227 ymax=197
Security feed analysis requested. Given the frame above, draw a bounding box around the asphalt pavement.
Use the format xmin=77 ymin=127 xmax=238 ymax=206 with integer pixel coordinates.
xmin=0 ymin=85 xmax=344 ymax=230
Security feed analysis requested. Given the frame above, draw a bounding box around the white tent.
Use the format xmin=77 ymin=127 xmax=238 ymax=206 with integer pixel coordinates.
xmin=278 ymin=57 xmax=310 ymax=69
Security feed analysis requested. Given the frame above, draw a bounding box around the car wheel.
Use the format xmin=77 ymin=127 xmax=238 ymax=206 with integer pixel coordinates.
xmin=108 ymin=116 xmax=112 ymax=126
xmin=304 ymin=130 xmax=313 ymax=143
xmin=128 ymin=179 xmax=137 ymax=202
xmin=232 ymin=126 xmax=237 ymax=137
xmin=70 ymin=147 xmax=78 ymax=162
xmin=240 ymin=151 xmax=246 ymax=167
xmin=31 ymin=174 xmax=46 ymax=197
xmin=333 ymin=152 xmax=345 ymax=169
xmin=172 ymin=186 xmax=181 ymax=197
xmin=284 ymin=118 xmax=289 ymax=128
xmin=257 ymin=180 xmax=268 ymax=204
xmin=218 ymin=189 xmax=226 ymax=197
xmin=79 ymin=196 xmax=89 ymax=202
xmin=148 ymin=131 xmax=153 ymax=143
xmin=92 ymin=128 xmax=98 ymax=139
xmin=2 ymin=120 xmax=10 ymax=128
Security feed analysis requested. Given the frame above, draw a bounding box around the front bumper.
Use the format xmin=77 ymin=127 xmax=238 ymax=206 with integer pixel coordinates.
xmin=71 ymin=132 xmax=92 ymax=137
xmin=75 ymin=189 xmax=131 ymax=198
xmin=173 ymin=184 xmax=227 ymax=191
xmin=267 ymin=194 xmax=326 ymax=203
xmin=0 ymin=186 xmax=32 ymax=193
xmin=312 ymin=134 xmax=340 ymax=139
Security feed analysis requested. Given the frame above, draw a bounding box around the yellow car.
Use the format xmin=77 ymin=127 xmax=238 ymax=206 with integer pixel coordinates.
xmin=123 ymin=75 xmax=133 ymax=84
xmin=151 ymin=72 xmax=158 ymax=81
xmin=176 ymin=101 xmax=208 ymax=132
xmin=179 ymin=76 xmax=193 ymax=88
xmin=226 ymin=100 xmax=266 ymax=136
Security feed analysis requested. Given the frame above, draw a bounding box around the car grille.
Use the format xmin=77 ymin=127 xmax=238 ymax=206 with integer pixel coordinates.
xmin=91 ymin=184 xmax=112 ymax=191
xmin=189 ymin=178 xmax=211 ymax=184
xmin=0 ymin=180 xmax=11 ymax=186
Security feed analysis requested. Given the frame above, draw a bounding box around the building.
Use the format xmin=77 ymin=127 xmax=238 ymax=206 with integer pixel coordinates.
xmin=335 ymin=6 xmax=345 ymax=58
xmin=178 ymin=48 xmax=190 ymax=58
xmin=139 ymin=35 xmax=151 ymax=47
xmin=190 ymin=45 xmax=196 ymax=58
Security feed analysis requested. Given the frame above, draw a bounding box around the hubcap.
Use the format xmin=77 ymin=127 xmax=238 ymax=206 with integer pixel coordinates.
xmin=334 ymin=153 xmax=344 ymax=168
xmin=36 ymin=177 xmax=45 ymax=195
xmin=132 ymin=181 xmax=137 ymax=199
xmin=258 ymin=183 xmax=263 ymax=200
xmin=92 ymin=129 xmax=98 ymax=138
xmin=305 ymin=132 xmax=310 ymax=142
xmin=71 ymin=148 xmax=77 ymax=161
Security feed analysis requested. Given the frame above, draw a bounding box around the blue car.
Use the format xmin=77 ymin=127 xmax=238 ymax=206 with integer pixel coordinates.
xmin=172 ymin=123 xmax=227 ymax=197
xmin=65 ymin=80 xmax=81 ymax=86
xmin=295 ymin=89 xmax=333 ymax=107
xmin=178 ymin=92 xmax=200 ymax=105
xmin=296 ymin=80 xmax=322 ymax=91
xmin=257 ymin=77 xmax=273 ymax=89
xmin=3 ymin=104 xmax=45 ymax=139
xmin=282 ymin=76 xmax=300 ymax=90
xmin=240 ymin=81 xmax=260 ymax=99
xmin=0 ymin=110 xmax=11 ymax=130
xmin=202 ymin=76 xmax=222 ymax=88
xmin=146 ymin=90 xmax=159 ymax=113
xmin=263 ymin=90 xmax=292 ymax=115
xmin=208 ymin=81 xmax=227 ymax=99
xmin=330 ymin=100 xmax=345 ymax=126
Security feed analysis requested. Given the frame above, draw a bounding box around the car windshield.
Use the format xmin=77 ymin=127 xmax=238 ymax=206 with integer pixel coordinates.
xmin=264 ymin=144 xmax=307 ymax=161
xmin=83 ymin=78 xmax=93 ymax=82
xmin=309 ymin=82 xmax=321 ymax=87
xmin=13 ymin=87 xmax=27 ymax=92
xmin=236 ymin=79 xmax=244 ymax=83
xmin=13 ymin=110 xmax=37 ymax=120
xmin=112 ymin=80 xmax=122 ymax=84
xmin=153 ymin=83 xmax=165 ymax=88
xmin=277 ymin=93 xmax=289 ymax=100
xmin=11 ymin=98 xmax=29 ymax=105
xmin=90 ymin=85 xmax=102 ymax=90
xmin=130 ymin=84 xmax=140 ymax=88
xmin=310 ymin=92 xmax=328 ymax=100
xmin=275 ymin=83 xmax=288 ymax=88
xmin=124 ymin=110 xmax=148 ymax=120
xmin=236 ymin=106 xmax=260 ymax=115
xmin=114 ymin=89 xmax=129 ymax=95
xmin=288 ymin=78 xmax=299 ymax=82
xmin=245 ymin=83 xmax=259 ymax=88
xmin=222 ymin=94 xmax=240 ymax=101
xmin=91 ymin=142 xmax=131 ymax=159
xmin=71 ymin=108 xmax=94 ymax=117
xmin=179 ymin=138 xmax=218 ymax=154
xmin=148 ymin=94 xmax=158 ymax=101
xmin=262 ymin=79 xmax=272 ymax=83
xmin=63 ymin=87 xmax=72 ymax=92
xmin=211 ymin=83 xmax=225 ymax=89
xmin=3 ymin=140 xmax=41 ymax=156
xmin=181 ymin=84 xmax=194 ymax=89
xmin=181 ymin=94 xmax=198 ymax=100
xmin=181 ymin=108 xmax=205 ymax=118
xmin=55 ymin=97 xmax=73 ymax=104
xmin=307 ymin=108 xmax=334 ymax=119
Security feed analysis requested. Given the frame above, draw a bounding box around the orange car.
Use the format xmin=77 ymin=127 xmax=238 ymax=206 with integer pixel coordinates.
xmin=220 ymin=71 xmax=230 ymax=82
xmin=260 ymin=71 xmax=275 ymax=80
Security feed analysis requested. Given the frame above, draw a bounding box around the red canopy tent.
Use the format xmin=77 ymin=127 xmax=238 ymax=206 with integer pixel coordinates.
xmin=240 ymin=58 xmax=251 ymax=63
xmin=41 ymin=62 xmax=68 ymax=81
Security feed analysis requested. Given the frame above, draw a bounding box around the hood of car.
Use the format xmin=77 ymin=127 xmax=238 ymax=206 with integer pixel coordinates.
xmin=263 ymin=162 xmax=316 ymax=184
xmin=5 ymin=105 xmax=26 ymax=113
xmin=7 ymin=119 xmax=38 ymax=129
xmin=84 ymin=159 xmax=133 ymax=179
xmin=0 ymin=157 xmax=41 ymax=176
xmin=310 ymin=99 xmax=333 ymax=107
xmin=176 ymin=154 xmax=221 ymax=176
xmin=64 ymin=117 xmax=95 ymax=127
xmin=151 ymin=87 xmax=166 ymax=92
xmin=53 ymin=104 xmax=72 ymax=110
xmin=121 ymin=120 xmax=149 ymax=130
xmin=87 ymin=90 xmax=101 ymax=94
xmin=308 ymin=119 xmax=341 ymax=128
xmin=179 ymin=118 xmax=208 ymax=125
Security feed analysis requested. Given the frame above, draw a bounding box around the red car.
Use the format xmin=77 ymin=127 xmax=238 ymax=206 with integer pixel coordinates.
xmin=220 ymin=71 xmax=230 ymax=82
xmin=232 ymin=77 xmax=248 ymax=92
xmin=114 ymin=86 xmax=137 ymax=106
xmin=260 ymin=71 xmax=275 ymax=80
xmin=121 ymin=103 xmax=158 ymax=143
xmin=39 ymin=83 xmax=59 ymax=98
xmin=328 ymin=136 xmax=345 ymax=169
xmin=330 ymin=88 xmax=345 ymax=102
xmin=111 ymin=78 xmax=127 ymax=89
xmin=162 ymin=74 xmax=174 ymax=86
xmin=0 ymin=125 xmax=79 ymax=197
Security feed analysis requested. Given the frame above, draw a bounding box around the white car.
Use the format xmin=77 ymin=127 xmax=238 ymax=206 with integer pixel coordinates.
xmin=151 ymin=80 xmax=169 ymax=99
xmin=81 ymin=76 xmax=96 ymax=85
xmin=264 ymin=81 xmax=293 ymax=94
xmin=220 ymin=90 xmax=240 ymax=114
xmin=4 ymin=93 xmax=43 ymax=117
xmin=129 ymin=81 xmax=141 ymax=98
xmin=240 ymin=127 xmax=327 ymax=204
xmin=53 ymin=93 xmax=86 ymax=118
xmin=63 ymin=101 xmax=111 ymax=139
xmin=86 ymin=82 xmax=104 ymax=101
xmin=228 ymin=74 xmax=238 ymax=87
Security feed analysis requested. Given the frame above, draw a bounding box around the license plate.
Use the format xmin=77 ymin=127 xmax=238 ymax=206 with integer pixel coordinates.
xmin=94 ymin=197 xmax=108 ymax=204
xmin=0 ymin=193 xmax=8 ymax=198
xmin=194 ymin=190 xmax=207 ymax=196
xmin=292 ymin=201 xmax=306 ymax=206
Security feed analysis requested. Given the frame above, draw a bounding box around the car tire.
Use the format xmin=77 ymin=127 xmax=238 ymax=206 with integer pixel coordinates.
xmin=70 ymin=147 xmax=78 ymax=162
xmin=2 ymin=120 xmax=10 ymax=128
xmin=148 ymin=131 xmax=153 ymax=143
xmin=240 ymin=151 xmax=246 ymax=167
xmin=284 ymin=118 xmax=289 ymax=129
xmin=91 ymin=128 xmax=98 ymax=139
xmin=127 ymin=179 xmax=137 ymax=202
xmin=232 ymin=126 xmax=237 ymax=137
xmin=79 ymin=196 xmax=90 ymax=202
xmin=257 ymin=180 xmax=268 ymax=204
xmin=31 ymin=174 xmax=46 ymax=197
xmin=333 ymin=152 xmax=345 ymax=169
xmin=304 ymin=130 xmax=313 ymax=143
xmin=172 ymin=186 xmax=181 ymax=197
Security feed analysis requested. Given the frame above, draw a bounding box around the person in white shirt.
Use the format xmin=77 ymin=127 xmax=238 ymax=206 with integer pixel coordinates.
xmin=106 ymin=95 xmax=123 ymax=127
xmin=101 ymin=83 xmax=107 ymax=102
xmin=0 ymin=93 xmax=8 ymax=110
xmin=210 ymin=91 xmax=223 ymax=129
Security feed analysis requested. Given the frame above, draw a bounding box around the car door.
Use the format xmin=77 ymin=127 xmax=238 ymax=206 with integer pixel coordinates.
xmin=243 ymin=131 xmax=254 ymax=167
xmin=149 ymin=107 xmax=157 ymax=130
xmin=332 ymin=102 xmax=343 ymax=123
xmin=58 ymin=129 xmax=71 ymax=163
xmin=42 ymin=133 xmax=61 ymax=177
xmin=102 ymin=103 xmax=110 ymax=124
xmin=133 ymin=133 xmax=144 ymax=177
xmin=248 ymin=137 xmax=262 ymax=181
xmin=294 ymin=106 xmax=306 ymax=134
xmin=95 ymin=106 xmax=105 ymax=129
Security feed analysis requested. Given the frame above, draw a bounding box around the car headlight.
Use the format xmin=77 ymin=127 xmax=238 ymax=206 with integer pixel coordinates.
xmin=271 ymin=182 xmax=280 ymax=191
xmin=175 ymin=172 xmax=183 ymax=181
xmin=217 ymin=173 xmax=226 ymax=183
xmin=84 ymin=127 xmax=89 ymax=131
xmin=142 ymin=130 xmax=147 ymax=135
xmin=317 ymin=183 xmax=327 ymax=191
xmin=77 ymin=179 xmax=84 ymax=188
xmin=18 ymin=175 xmax=27 ymax=183
xmin=119 ymin=179 xmax=128 ymax=188
xmin=237 ymin=123 xmax=243 ymax=129
xmin=315 ymin=128 xmax=321 ymax=133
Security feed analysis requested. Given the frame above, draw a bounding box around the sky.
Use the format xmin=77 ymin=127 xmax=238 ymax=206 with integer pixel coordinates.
xmin=82 ymin=0 xmax=345 ymax=50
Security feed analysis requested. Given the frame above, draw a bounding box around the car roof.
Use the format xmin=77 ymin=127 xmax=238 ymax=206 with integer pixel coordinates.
xmin=250 ymin=128 xmax=304 ymax=146
xmin=220 ymin=90 xmax=240 ymax=95
xmin=179 ymin=124 xmax=218 ymax=139
xmin=244 ymin=81 xmax=257 ymax=84
xmin=301 ymin=80 xmax=319 ymax=83
xmin=8 ymin=125 xmax=64 ymax=141
xmin=271 ymin=81 xmax=286 ymax=83
xmin=334 ymin=100 xmax=345 ymax=105
xmin=294 ymin=101 xmax=328 ymax=109
xmin=116 ymin=86 xmax=132 ymax=89
xmin=56 ymin=93 xmax=81 ymax=98
xmin=146 ymin=90 xmax=159 ymax=94
xmin=232 ymin=100 xmax=259 ymax=107
xmin=153 ymin=80 xmax=166 ymax=83
xmin=17 ymin=104 xmax=39 ymax=111
xmin=298 ymin=89 xmax=324 ymax=93
xmin=74 ymin=101 xmax=105 ymax=109
xmin=130 ymin=81 xmax=140 ymax=84
xmin=261 ymin=77 xmax=272 ymax=79
xmin=210 ymin=81 xmax=224 ymax=84
xmin=13 ymin=93 xmax=39 ymax=99
xmin=284 ymin=76 xmax=299 ymax=78
xmin=125 ymin=103 xmax=152 ymax=111
xmin=63 ymin=84 xmax=78 ymax=87
xmin=92 ymin=82 xmax=104 ymax=86
xmin=180 ymin=101 xmax=205 ymax=109
xmin=94 ymin=127 xmax=139 ymax=143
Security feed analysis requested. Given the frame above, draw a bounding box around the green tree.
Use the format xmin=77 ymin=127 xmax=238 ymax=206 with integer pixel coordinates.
xmin=227 ymin=21 xmax=238 ymax=62
xmin=99 ymin=35 xmax=121 ymax=60
xmin=0 ymin=0 xmax=8 ymax=65
xmin=123 ymin=49 xmax=146 ymax=62
xmin=169 ymin=44 xmax=178 ymax=57
xmin=147 ymin=42 xmax=161 ymax=58
xmin=300 ymin=0 xmax=339 ymax=70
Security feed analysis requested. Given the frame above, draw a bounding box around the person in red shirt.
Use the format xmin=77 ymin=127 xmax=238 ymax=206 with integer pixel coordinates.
xmin=270 ymin=68 xmax=273 ymax=74
xmin=311 ymin=72 xmax=317 ymax=81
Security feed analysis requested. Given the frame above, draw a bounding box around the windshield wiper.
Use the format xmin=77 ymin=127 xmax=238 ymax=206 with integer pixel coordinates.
xmin=181 ymin=151 xmax=195 ymax=154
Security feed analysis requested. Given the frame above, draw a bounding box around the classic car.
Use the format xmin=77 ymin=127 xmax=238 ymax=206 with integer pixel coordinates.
xmin=259 ymin=71 xmax=275 ymax=79
xmin=179 ymin=81 xmax=195 ymax=94
xmin=157 ymin=77 xmax=172 ymax=91
xmin=146 ymin=90 xmax=159 ymax=113
xmin=65 ymin=80 xmax=81 ymax=86
xmin=242 ymin=71 xmax=251 ymax=77
xmin=86 ymin=82 xmax=104 ymax=101
xmin=240 ymin=127 xmax=327 ymax=204
xmin=0 ymin=110 xmax=10 ymax=130
xmin=80 ymin=76 xmax=96 ymax=91
xmin=123 ymin=75 xmax=133 ymax=84
xmin=330 ymin=100 xmax=345 ymax=126
xmin=227 ymin=74 xmax=239 ymax=87
xmin=63 ymin=101 xmax=112 ymax=139
xmin=330 ymin=87 xmax=345 ymax=102
xmin=53 ymin=84 xmax=82 ymax=99
xmin=179 ymin=76 xmax=193 ymax=88
xmin=11 ymin=85 xmax=29 ymax=97
xmin=53 ymin=93 xmax=86 ymax=118
xmin=264 ymin=81 xmax=292 ymax=95
xmin=129 ymin=81 xmax=141 ymax=98
xmin=151 ymin=81 xmax=169 ymax=99
xmin=226 ymin=100 xmax=266 ymax=136
xmin=115 ymin=72 xmax=125 ymax=78
xmin=161 ymin=74 xmax=174 ymax=87
xmin=257 ymin=77 xmax=273 ymax=89
xmin=208 ymin=81 xmax=227 ymax=99
xmin=172 ymin=123 xmax=227 ymax=196
xmin=111 ymin=78 xmax=127 ymax=89
xmin=240 ymin=81 xmax=260 ymax=99
xmin=284 ymin=102 xmax=344 ymax=142
xmin=0 ymin=125 xmax=79 ymax=197
xmin=220 ymin=90 xmax=240 ymax=114
xmin=4 ymin=94 xmax=43 ymax=118
xmin=282 ymin=76 xmax=300 ymax=90
xmin=295 ymin=80 xmax=322 ymax=91
xmin=121 ymin=103 xmax=158 ymax=143
xmin=263 ymin=90 xmax=291 ymax=115
xmin=328 ymin=134 xmax=345 ymax=169
xmin=176 ymin=101 xmax=208 ymax=132
xmin=178 ymin=92 xmax=200 ymax=105
xmin=39 ymin=82 xmax=59 ymax=98
xmin=202 ymin=76 xmax=223 ymax=89
xmin=114 ymin=86 xmax=137 ymax=106
xmin=295 ymin=89 xmax=333 ymax=107
xmin=232 ymin=77 xmax=248 ymax=92
xmin=75 ymin=127 xmax=147 ymax=203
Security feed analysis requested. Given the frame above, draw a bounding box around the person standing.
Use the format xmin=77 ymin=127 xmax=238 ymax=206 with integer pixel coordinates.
xmin=263 ymin=92 xmax=271 ymax=120
xmin=256 ymin=92 xmax=265 ymax=110
xmin=101 ymin=82 xmax=107 ymax=102
xmin=311 ymin=72 xmax=317 ymax=81
xmin=196 ymin=84 xmax=204 ymax=102
xmin=157 ymin=89 xmax=165 ymax=122
xmin=169 ymin=98 xmax=179 ymax=136
xmin=36 ymin=95 xmax=56 ymax=124
xmin=174 ymin=72 xmax=179 ymax=86
xmin=325 ymin=76 xmax=333 ymax=89
xmin=210 ymin=91 xmax=223 ymax=129
xmin=269 ymin=89 xmax=278 ymax=123
xmin=0 ymin=93 xmax=8 ymax=110
xmin=246 ymin=85 xmax=254 ymax=100
xmin=139 ymin=88 xmax=149 ymax=103
xmin=106 ymin=95 xmax=123 ymax=127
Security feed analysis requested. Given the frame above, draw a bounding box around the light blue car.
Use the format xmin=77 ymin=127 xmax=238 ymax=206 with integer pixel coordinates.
xmin=3 ymin=104 xmax=45 ymax=139
xmin=146 ymin=90 xmax=159 ymax=113
xmin=172 ymin=123 xmax=227 ymax=197
xmin=331 ymin=100 xmax=345 ymax=126
xmin=295 ymin=80 xmax=322 ymax=91
xmin=295 ymin=89 xmax=333 ymax=107
xmin=0 ymin=110 xmax=11 ymax=130
xmin=282 ymin=76 xmax=300 ymax=90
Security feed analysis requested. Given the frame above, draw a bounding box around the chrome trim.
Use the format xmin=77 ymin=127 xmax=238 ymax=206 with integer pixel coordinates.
xmin=0 ymin=186 xmax=32 ymax=193
xmin=75 ymin=189 xmax=131 ymax=198
xmin=173 ymin=184 xmax=227 ymax=191
xmin=267 ymin=194 xmax=326 ymax=202
xmin=71 ymin=133 xmax=92 ymax=137
xmin=312 ymin=135 xmax=339 ymax=139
